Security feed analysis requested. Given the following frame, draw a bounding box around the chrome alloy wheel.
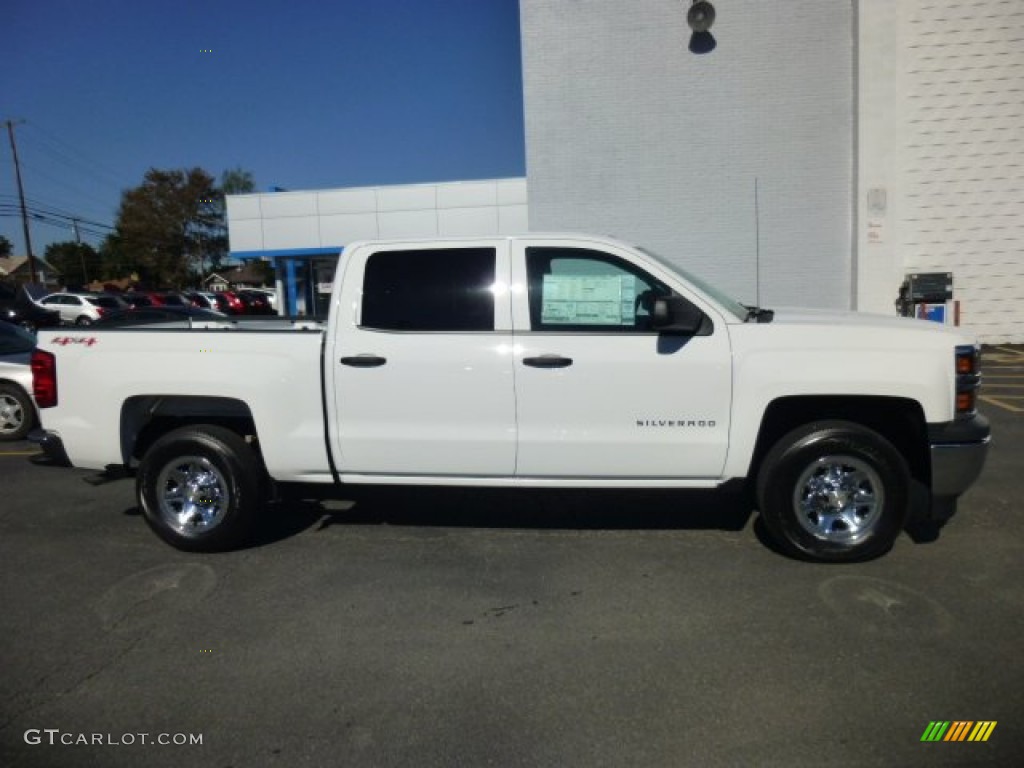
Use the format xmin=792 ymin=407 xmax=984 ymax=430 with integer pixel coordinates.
xmin=0 ymin=392 xmax=25 ymax=435
xmin=155 ymin=456 xmax=229 ymax=537
xmin=792 ymin=455 xmax=884 ymax=544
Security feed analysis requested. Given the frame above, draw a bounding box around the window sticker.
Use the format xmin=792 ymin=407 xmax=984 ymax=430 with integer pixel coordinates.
xmin=541 ymin=274 xmax=637 ymax=325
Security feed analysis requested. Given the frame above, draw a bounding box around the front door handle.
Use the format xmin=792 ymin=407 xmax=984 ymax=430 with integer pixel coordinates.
xmin=340 ymin=355 xmax=387 ymax=368
xmin=523 ymin=355 xmax=573 ymax=369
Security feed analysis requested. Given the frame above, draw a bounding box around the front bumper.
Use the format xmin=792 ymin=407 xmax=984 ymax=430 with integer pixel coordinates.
xmin=28 ymin=429 xmax=71 ymax=466
xmin=928 ymin=413 xmax=990 ymax=498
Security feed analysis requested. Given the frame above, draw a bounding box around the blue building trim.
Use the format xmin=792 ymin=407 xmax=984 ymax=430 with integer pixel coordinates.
xmin=231 ymin=247 xmax=340 ymax=260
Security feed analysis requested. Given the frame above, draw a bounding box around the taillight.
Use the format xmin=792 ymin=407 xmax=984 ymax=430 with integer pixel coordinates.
xmin=31 ymin=349 xmax=58 ymax=408
xmin=955 ymin=345 xmax=980 ymax=415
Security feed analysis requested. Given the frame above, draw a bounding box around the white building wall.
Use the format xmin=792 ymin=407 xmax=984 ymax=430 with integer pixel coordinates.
xmin=227 ymin=178 xmax=528 ymax=254
xmin=521 ymin=0 xmax=854 ymax=310
xmin=859 ymin=0 xmax=1024 ymax=343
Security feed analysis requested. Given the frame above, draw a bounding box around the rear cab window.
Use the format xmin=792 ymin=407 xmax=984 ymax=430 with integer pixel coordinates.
xmin=360 ymin=247 xmax=496 ymax=332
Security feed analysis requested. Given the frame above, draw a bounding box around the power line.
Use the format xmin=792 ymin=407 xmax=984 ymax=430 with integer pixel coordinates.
xmin=0 ymin=196 xmax=114 ymax=230
xmin=23 ymin=122 xmax=129 ymax=192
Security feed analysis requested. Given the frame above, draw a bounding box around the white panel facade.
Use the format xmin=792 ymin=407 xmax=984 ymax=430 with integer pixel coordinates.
xmin=319 ymin=213 xmax=380 ymax=244
xmin=498 ymin=205 xmax=529 ymax=233
xmin=521 ymin=0 xmax=854 ymax=309
xmin=317 ymin=188 xmax=378 ymax=215
xmin=859 ymin=0 xmax=1024 ymax=343
xmin=262 ymin=217 xmax=320 ymax=250
xmin=259 ymin=192 xmax=318 ymax=218
xmin=377 ymin=210 xmax=439 ymax=239
xmin=227 ymin=179 xmax=528 ymax=254
xmin=437 ymin=181 xmax=499 ymax=209
xmin=437 ymin=207 xmax=500 ymax=236
xmin=497 ymin=179 xmax=528 ymax=206
xmin=376 ymin=185 xmax=438 ymax=213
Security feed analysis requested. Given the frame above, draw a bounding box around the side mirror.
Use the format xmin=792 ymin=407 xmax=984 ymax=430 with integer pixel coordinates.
xmin=651 ymin=296 xmax=705 ymax=335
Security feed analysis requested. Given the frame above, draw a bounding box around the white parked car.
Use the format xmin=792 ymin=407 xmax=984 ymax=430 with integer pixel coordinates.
xmin=0 ymin=322 xmax=37 ymax=441
xmin=36 ymin=292 xmax=126 ymax=325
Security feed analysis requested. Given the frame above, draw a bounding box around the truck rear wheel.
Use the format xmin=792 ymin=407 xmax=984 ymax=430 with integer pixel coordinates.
xmin=137 ymin=425 xmax=263 ymax=551
xmin=756 ymin=421 xmax=909 ymax=562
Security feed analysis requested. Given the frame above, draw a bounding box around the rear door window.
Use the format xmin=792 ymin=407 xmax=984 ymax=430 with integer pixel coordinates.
xmin=361 ymin=248 xmax=496 ymax=332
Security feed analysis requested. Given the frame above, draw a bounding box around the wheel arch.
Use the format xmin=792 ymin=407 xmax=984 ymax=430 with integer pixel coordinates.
xmin=748 ymin=396 xmax=929 ymax=489
xmin=121 ymin=395 xmax=260 ymax=466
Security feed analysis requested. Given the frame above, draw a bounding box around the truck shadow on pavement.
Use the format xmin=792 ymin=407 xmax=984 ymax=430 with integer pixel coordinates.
xmin=249 ymin=486 xmax=758 ymax=549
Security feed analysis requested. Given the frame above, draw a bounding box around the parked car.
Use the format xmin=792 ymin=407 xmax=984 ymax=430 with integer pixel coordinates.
xmin=0 ymin=282 xmax=61 ymax=332
xmin=185 ymin=291 xmax=232 ymax=313
xmin=238 ymin=289 xmax=275 ymax=315
xmin=246 ymin=287 xmax=279 ymax=312
xmin=217 ymin=291 xmax=248 ymax=314
xmin=121 ymin=293 xmax=157 ymax=309
xmin=0 ymin=321 xmax=37 ymax=441
xmin=157 ymin=293 xmax=188 ymax=307
xmin=93 ymin=306 xmax=235 ymax=329
xmin=36 ymin=292 xmax=126 ymax=325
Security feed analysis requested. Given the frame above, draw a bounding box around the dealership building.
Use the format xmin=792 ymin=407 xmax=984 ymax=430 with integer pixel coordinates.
xmin=227 ymin=0 xmax=1023 ymax=342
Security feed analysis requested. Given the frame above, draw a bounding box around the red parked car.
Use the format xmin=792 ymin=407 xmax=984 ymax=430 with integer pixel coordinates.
xmin=217 ymin=291 xmax=248 ymax=314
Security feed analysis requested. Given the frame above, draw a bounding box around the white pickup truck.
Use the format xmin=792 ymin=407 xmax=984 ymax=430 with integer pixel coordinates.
xmin=30 ymin=234 xmax=989 ymax=561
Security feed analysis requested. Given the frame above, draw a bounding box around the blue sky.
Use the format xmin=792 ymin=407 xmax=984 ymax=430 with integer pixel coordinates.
xmin=1 ymin=0 xmax=525 ymax=254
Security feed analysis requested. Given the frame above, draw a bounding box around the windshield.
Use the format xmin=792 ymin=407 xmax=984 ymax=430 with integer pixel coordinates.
xmin=636 ymin=246 xmax=749 ymax=321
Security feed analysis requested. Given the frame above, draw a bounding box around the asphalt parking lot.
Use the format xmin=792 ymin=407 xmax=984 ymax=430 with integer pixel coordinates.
xmin=1 ymin=351 xmax=1022 ymax=767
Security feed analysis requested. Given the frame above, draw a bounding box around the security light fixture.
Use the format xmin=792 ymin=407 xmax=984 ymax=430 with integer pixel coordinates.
xmin=687 ymin=0 xmax=717 ymax=54
xmin=687 ymin=0 xmax=716 ymax=33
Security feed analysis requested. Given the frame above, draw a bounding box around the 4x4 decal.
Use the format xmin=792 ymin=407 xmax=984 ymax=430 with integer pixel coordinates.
xmin=52 ymin=336 xmax=98 ymax=347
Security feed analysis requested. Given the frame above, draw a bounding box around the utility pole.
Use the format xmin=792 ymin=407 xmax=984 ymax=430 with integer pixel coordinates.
xmin=72 ymin=219 xmax=89 ymax=285
xmin=4 ymin=120 xmax=38 ymax=284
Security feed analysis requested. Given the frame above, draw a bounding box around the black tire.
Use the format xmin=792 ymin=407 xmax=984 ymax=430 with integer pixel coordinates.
xmin=75 ymin=316 xmax=93 ymax=326
xmin=137 ymin=425 xmax=264 ymax=551
xmin=756 ymin=421 xmax=909 ymax=562
xmin=0 ymin=382 xmax=35 ymax=442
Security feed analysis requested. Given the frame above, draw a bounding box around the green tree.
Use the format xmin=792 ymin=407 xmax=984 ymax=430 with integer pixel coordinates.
xmin=203 ymin=167 xmax=257 ymax=274
xmin=96 ymin=232 xmax=142 ymax=283
xmin=221 ymin=167 xmax=256 ymax=195
xmin=114 ymin=168 xmax=221 ymax=288
xmin=44 ymin=241 xmax=98 ymax=288
xmin=0 ymin=234 xmax=12 ymax=258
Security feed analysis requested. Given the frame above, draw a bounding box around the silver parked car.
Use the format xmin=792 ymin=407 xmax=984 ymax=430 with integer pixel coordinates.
xmin=0 ymin=322 xmax=37 ymax=441
xmin=36 ymin=292 xmax=127 ymax=325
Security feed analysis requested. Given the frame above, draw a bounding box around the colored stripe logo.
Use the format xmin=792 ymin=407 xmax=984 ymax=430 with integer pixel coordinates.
xmin=921 ymin=721 xmax=997 ymax=742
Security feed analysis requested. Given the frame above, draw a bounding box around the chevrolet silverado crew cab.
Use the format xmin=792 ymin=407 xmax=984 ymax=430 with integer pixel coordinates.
xmin=29 ymin=234 xmax=989 ymax=561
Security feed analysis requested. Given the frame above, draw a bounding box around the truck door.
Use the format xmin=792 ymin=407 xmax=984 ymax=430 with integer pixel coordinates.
xmin=329 ymin=242 xmax=517 ymax=477
xmin=510 ymin=241 xmax=732 ymax=479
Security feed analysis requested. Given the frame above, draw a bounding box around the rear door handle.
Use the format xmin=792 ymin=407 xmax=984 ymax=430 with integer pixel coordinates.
xmin=340 ymin=355 xmax=387 ymax=368
xmin=523 ymin=355 xmax=573 ymax=369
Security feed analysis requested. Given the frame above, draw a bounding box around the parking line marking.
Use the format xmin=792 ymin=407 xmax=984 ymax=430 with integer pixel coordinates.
xmin=980 ymin=395 xmax=1024 ymax=413
xmin=0 ymin=450 xmax=42 ymax=456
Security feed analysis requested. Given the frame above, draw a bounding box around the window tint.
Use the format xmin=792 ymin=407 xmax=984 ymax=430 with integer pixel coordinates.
xmin=361 ymin=248 xmax=496 ymax=332
xmin=526 ymin=248 xmax=670 ymax=332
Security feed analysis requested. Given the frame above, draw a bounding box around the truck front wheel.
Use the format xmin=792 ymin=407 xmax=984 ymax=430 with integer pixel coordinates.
xmin=756 ymin=421 xmax=909 ymax=562
xmin=137 ymin=425 xmax=263 ymax=551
